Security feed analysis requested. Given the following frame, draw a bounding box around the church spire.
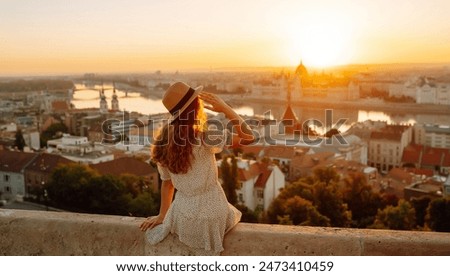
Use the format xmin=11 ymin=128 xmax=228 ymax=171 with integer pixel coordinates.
xmin=99 ymin=83 xmax=108 ymax=113
xmin=111 ymin=82 xmax=119 ymax=111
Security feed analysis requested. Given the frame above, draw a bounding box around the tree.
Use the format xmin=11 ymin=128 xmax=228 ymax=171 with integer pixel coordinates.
xmin=313 ymin=167 xmax=340 ymax=185
xmin=411 ymin=197 xmax=431 ymax=228
xmin=120 ymin=174 xmax=148 ymax=197
xmin=125 ymin=191 xmax=159 ymax=217
xmin=120 ymin=174 xmax=159 ymax=217
xmin=266 ymin=181 xmax=314 ymax=224
xmin=235 ymin=204 xmax=258 ymax=223
xmin=282 ymin=196 xmax=330 ymax=226
xmin=221 ymin=155 xmax=238 ymax=205
xmin=47 ymin=163 xmax=98 ymax=211
xmin=267 ymin=167 xmax=351 ymax=227
xmin=40 ymin=122 xmax=68 ymax=147
xmin=14 ymin=129 xmax=26 ymax=151
xmin=380 ymin=193 xmax=399 ymax=207
xmin=343 ymin=173 xmax=383 ymax=228
xmin=312 ymin=181 xmax=352 ymax=227
xmin=87 ymin=174 xmax=128 ymax=215
xmin=47 ymin=163 xmax=158 ymax=216
xmin=371 ymin=200 xmax=416 ymax=230
xmin=426 ymin=198 xmax=450 ymax=232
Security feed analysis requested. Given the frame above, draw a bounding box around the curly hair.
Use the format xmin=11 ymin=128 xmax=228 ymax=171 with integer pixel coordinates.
xmin=151 ymin=97 xmax=207 ymax=174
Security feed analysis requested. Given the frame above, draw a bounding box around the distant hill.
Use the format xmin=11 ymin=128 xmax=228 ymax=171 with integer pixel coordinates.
xmin=0 ymin=79 xmax=74 ymax=93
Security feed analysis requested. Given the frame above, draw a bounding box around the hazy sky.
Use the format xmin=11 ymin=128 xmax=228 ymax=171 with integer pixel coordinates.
xmin=1 ymin=0 xmax=450 ymax=75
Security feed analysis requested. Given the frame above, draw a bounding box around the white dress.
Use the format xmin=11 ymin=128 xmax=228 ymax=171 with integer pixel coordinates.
xmin=145 ymin=131 xmax=241 ymax=254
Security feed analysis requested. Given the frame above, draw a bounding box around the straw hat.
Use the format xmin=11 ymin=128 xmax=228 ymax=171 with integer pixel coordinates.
xmin=162 ymin=82 xmax=203 ymax=123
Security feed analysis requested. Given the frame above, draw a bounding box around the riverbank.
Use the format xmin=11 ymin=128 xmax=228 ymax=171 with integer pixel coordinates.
xmin=230 ymin=97 xmax=450 ymax=116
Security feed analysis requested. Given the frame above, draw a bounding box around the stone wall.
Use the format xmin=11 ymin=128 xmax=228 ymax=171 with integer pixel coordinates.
xmin=1 ymin=209 xmax=450 ymax=256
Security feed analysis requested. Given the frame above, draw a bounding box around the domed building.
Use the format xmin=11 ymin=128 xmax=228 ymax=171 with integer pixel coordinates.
xmin=294 ymin=60 xmax=308 ymax=79
xmin=289 ymin=60 xmax=307 ymax=101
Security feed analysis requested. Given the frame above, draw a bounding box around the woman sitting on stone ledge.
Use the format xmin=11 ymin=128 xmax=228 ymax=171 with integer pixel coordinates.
xmin=139 ymin=81 xmax=255 ymax=254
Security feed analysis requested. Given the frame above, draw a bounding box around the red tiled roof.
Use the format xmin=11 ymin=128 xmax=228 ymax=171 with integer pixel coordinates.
xmin=90 ymin=157 xmax=157 ymax=177
xmin=422 ymin=152 xmax=442 ymax=166
xmin=401 ymin=145 xmax=450 ymax=168
xmin=281 ymin=105 xmax=303 ymax=134
xmin=443 ymin=152 xmax=450 ymax=167
xmin=25 ymin=153 xmax=73 ymax=173
xmin=238 ymin=162 xmax=261 ymax=181
xmin=402 ymin=148 xmax=421 ymax=164
xmin=254 ymin=165 xmax=272 ymax=189
xmin=0 ymin=150 xmax=37 ymax=173
xmin=422 ymin=149 xmax=445 ymax=166
xmin=281 ymin=105 xmax=299 ymax=123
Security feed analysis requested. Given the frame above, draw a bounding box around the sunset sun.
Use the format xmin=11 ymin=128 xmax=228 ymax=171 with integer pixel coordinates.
xmin=281 ymin=10 xmax=356 ymax=68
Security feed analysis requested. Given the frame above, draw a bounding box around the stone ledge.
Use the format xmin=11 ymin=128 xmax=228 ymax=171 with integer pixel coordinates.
xmin=1 ymin=209 xmax=449 ymax=256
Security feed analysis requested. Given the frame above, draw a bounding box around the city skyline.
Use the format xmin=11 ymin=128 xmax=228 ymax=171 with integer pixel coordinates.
xmin=1 ymin=0 xmax=450 ymax=75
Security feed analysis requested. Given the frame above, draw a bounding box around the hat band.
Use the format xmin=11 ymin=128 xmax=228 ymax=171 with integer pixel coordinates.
xmin=169 ymin=87 xmax=195 ymax=115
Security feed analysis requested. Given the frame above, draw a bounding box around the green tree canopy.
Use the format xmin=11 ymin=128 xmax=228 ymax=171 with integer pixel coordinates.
xmin=411 ymin=197 xmax=431 ymax=228
xmin=371 ymin=199 xmax=416 ymax=230
xmin=426 ymin=198 xmax=450 ymax=232
xmin=267 ymin=167 xmax=350 ymax=227
xmin=282 ymin=195 xmax=330 ymax=226
xmin=47 ymin=163 xmax=159 ymax=216
xmin=0 ymin=79 xmax=73 ymax=93
xmin=14 ymin=129 xmax=26 ymax=151
xmin=312 ymin=166 xmax=340 ymax=185
xmin=312 ymin=181 xmax=351 ymax=227
xmin=221 ymin=155 xmax=238 ymax=205
xmin=343 ymin=173 xmax=383 ymax=228
xmin=47 ymin=163 xmax=98 ymax=211
xmin=235 ymin=204 xmax=259 ymax=223
xmin=266 ymin=181 xmax=313 ymax=224
xmin=41 ymin=122 xmax=68 ymax=147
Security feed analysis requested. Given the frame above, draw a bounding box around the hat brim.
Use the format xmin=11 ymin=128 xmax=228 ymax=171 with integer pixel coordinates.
xmin=168 ymin=85 xmax=203 ymax=124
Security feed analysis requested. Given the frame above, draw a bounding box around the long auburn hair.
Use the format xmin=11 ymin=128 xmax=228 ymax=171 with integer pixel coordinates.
xmin=152 ymin=97 xmax=207 ymax=174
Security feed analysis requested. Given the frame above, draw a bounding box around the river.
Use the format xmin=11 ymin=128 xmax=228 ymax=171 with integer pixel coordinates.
xmin=72 ymin=83 xmax=449 ymax=133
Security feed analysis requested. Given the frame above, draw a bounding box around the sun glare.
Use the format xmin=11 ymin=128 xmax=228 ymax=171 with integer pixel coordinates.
xmin=282 ymin=11 xmax=356 ymax=68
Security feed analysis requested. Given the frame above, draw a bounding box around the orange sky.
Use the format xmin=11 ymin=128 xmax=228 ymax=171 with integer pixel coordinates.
xmin=1 ymin=0 xmax=450 ymax=75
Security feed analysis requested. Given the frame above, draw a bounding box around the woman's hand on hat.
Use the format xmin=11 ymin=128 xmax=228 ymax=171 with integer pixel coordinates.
xmin=139 ymin=215 xmax=164 ymax=231
xmin=199 ymin=92 xmax=227 ymax=113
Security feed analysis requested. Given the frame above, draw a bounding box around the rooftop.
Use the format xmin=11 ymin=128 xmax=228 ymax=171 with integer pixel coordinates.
xmin=423 ymin=124 xmax=450 ymax=134
xmin=25 ymin=153 xmax=73 ymax=173
xmin=402 ymin=144 xmax=450 ymax=167
xmin=90 ymin=157 xmax=157 ymax=177
xmin=370 ymin=125 xmax=410 ymax=142
xmin=0 ymin=150 xmax=37 ymax=173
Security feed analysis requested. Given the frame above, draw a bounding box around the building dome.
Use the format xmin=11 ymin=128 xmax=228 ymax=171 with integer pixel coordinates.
xmin=295 ymin=60 xmax=308 ymax=78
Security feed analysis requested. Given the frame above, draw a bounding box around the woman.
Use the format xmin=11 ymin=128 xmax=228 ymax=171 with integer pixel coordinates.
xmin=140 ymin=82 xmax=255 ymax=254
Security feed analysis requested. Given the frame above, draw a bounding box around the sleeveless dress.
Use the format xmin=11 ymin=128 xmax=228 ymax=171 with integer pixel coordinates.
xmin=145 ymin=130 xmax=241 ymax=254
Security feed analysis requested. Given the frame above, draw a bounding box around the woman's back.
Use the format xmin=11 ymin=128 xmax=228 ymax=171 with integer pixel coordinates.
xmin=160 ymin=145 xmax=219 ymax=197
xmin=150 ymin=140 xmax=241 ymax=253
